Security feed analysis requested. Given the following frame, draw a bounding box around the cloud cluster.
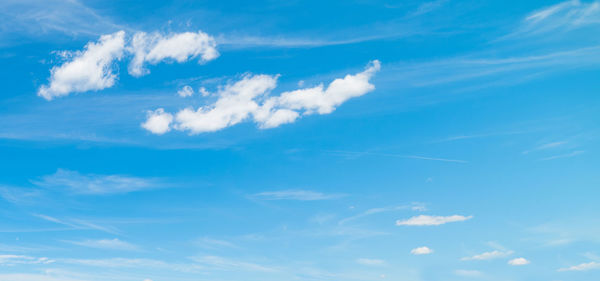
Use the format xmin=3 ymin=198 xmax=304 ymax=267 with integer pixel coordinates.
xmin=39 ymin=30 xmax=218 ymax=100
xmin=143 ymin=60 xmax=380 ymax=134
xmin=396 ymin=215 xmax=472 ymax=226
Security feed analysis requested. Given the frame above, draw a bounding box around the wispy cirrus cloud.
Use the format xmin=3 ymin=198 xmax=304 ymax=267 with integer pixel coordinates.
xmin=396 ymin=215 xmax=473 ymax=226
xmin=558 ymin=261 xmax=600 ymax=271
xmin=33 ymin=169 xmax=163 ymax=195
xmin=250 ymin=190 xmax=344 ymax=201
xmin=65 ymin=238 xmax=139 ymax=251
xmin=540 ymin=150 xmax=584 ymax=161
xmin=356 ymin=258 xmax=386 ymax=266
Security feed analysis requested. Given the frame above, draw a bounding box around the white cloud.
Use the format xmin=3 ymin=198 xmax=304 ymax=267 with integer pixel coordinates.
xmin=461 ymin=250 xmax=513 ymax=261
xmin=66 ymin=238 xmax=138 ymax=251
xmin=411 ymin=246 xmax=433 ymax=255
xmin=558 ymin=261 xmax=600 ymax=271
xmin=128 ymin=31 xmax=218 ymax=77
xmin=191 ymin=256 xmax=277 ymax=272
xmin=199 ymin=87 xmax=211 ymax=97
xmin=251 ymin=190 xmax=343 ymax=201
xmin=356 ymin=258 xmax=386 ymax=266
xmin=508 ymin=257 xmax=530 ymax=266
xmin=144 ymin=60 xmax=380 ymax=134
xmin=0 ymin=255 xmax=53 ymax=265
xmin=177 ymin=85 xmax=194 ymax=97
xmin=141 ymin=108 xmax=173 ymax=135
xmin=34 ymin=169 xmax=161 ymax=195
xmin=174 ymin=74 xmax=278 ymax=133
xmin=38 ymin=31 xmax=125 ymax=100
xmin=512 ymin=0 xmax=600 ymax=37
xmin=396 ymin=215 xmax=473 ymax=226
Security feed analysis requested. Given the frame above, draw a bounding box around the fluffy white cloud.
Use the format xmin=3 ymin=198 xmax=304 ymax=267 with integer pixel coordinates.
xmin=356 ymin=258 xmax=386 ymax=266
xmin=38 ymin=31 xmax=126 ymax=100
xmin=396 ymin=215 xmax=473 ymax=226
xmin=508 ymin=257 xmax=530 ymax=266
xmin=142 ymin=108 xmax=173 ymax=135
xmin=411 ymin=246 xmax=433 ymax=255
xmin=128 ymin=31 xmax=219 ymax=77
xmin=175 ymin=74 xmax=277 ymax=133
xmin=461 ymin=250 xmax=513 ymax=261
xmin=558 ymin=261 xmax=600 ymax=271
xmin=177 ymin=85 xmax=194 ymax=97
xmin=143 ymin=60 xmax=380 ymax=134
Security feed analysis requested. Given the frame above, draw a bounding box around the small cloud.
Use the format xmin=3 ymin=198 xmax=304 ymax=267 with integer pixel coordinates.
xmin=199 ymin=87 xmax=211 ymax=97
xmin=558 ymin=261 xmax=600 ymax=272
xmin=142 ymin=108 xmax=173 ymax=135
xmin=251 ymin=190 xmax=344 ymax=201
xmin=356 ymin=258 xmax=386 ymax=266
xmin=540 ymin=150 xmax=584 ymax=161
xmin=66 ymin=238 xmax=138 ymax=251
xmin=396 ymin=215 xmax=473 ymax=226
xmin=411 ymin=246 xmax=433 ymax=255
xmin=177 ymin=85 xmax=194 ymax=97
xmin=461 ymin=250 xmax=513 ymax=261
xmin=454 ymin=269 xmax=483 ymax=277
xmin=508 ymin=257 xmax=530 ymax=266
xmin=33 ymin=169 xmax=162 ymax=195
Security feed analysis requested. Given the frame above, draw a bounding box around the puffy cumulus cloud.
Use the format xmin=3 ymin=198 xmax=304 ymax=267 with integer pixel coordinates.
xmin=508 ymin=257 xmax=530 ymax=266
xmin=558 ymin=261 xmax=600 ymax=271
xmin=142 ymin=108 xmax=173 ymax=135
xmin=38 ymin=31 xmax=126 ymax=100
xmin=411 ymin=246 xmax=433 ymax=255
xmin=143 ymin=60 xmax=380 ymax=134
xmin=177 ymin=85 xmax=194 ymax=97
xmin=175 ymin=74 xmax=278 ymax=133
xmin=461 ymin=250 xmax=513 ymax=261
xmin=396 ymin=215 xmax=473 ymax=226
xmin=128 ymin=31 xmax=219 ymax=77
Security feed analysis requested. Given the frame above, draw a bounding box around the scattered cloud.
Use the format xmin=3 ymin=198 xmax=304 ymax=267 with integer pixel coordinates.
xmin=558 ymin=261 xmax=600 ymax=271
xmin=65 ymin=238 xmax=138 ymax=251
xmin=356 ymin=258 xmax=386 ymax=266
xmin=0 ymin=254 xmax=54 ymax=265
xmin=411 ymin=246 xmax=433 ymax=255
xmin=523 ymin=141 xmax=568 ymax=154
xmin=191 ymin=256 xmax=277 ymax=272
xmin=509 ymin=0 xmax=600 ymax=38
xmin=461 ymin=250 xmax=513 ymax=261
xmin=177 ymin=85 xmax=194 ymax=97
xmin=144 ymin=60 xmax=380 ymax=134
xmin=38 ymin=31 xmax=126 ymax=100
xmin=508 ymin=257 xmax=530 ymax=266
xmin=195 ymin=237 xmax=237 ymax=249
xmin=339 ymin=203 xmax=425 ymax=225
xmin=33 ymin=214 xmax=119 ymax=234
xmin=128 ymin=31 xmax=218 ymax=77
xmin=141 ymin=108 xmax=174 ymax=135
xmin=33 ymin=169 xmax=162 ymax=195
xmin=251 ymin=190 xmax=343 ymax=201
xmin=540 ymin=150 xmax=584 ymax=161
xmin=396 ymin=215 xmax=473 ymax=226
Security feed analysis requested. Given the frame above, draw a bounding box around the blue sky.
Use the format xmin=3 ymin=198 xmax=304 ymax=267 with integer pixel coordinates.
xmin=0 ymin=0 xmax=599 ymax=280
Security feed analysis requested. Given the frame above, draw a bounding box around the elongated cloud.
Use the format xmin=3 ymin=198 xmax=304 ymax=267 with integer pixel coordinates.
xmin=66 ymin=238 xmax=138 ymax=251
xmin=128 ymin=31 xmax=219 ymax=77
xmin=38 ymin=31 xmax=126 ymax=100
xmin=508 ymin=257 xmax=530 ymax=266
xmin=558 ymin=261 xmax=600 ymax=271
xmin=411 ymin=246 xmax=433 ymax=255
xmin=144 ymin=60 xmax=380 ymax=134
xmin=396 ymin=215 xmax=473 ymax=226
xmin=511 ymin=0 xmax=600 ymax=37
xmin=461 ymin=250 xmax=513 ymax=261
xmin=33 ymin=169 xmax=161 ymax=195
xmin=251 ymin=190 xmax=344 ymax=201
